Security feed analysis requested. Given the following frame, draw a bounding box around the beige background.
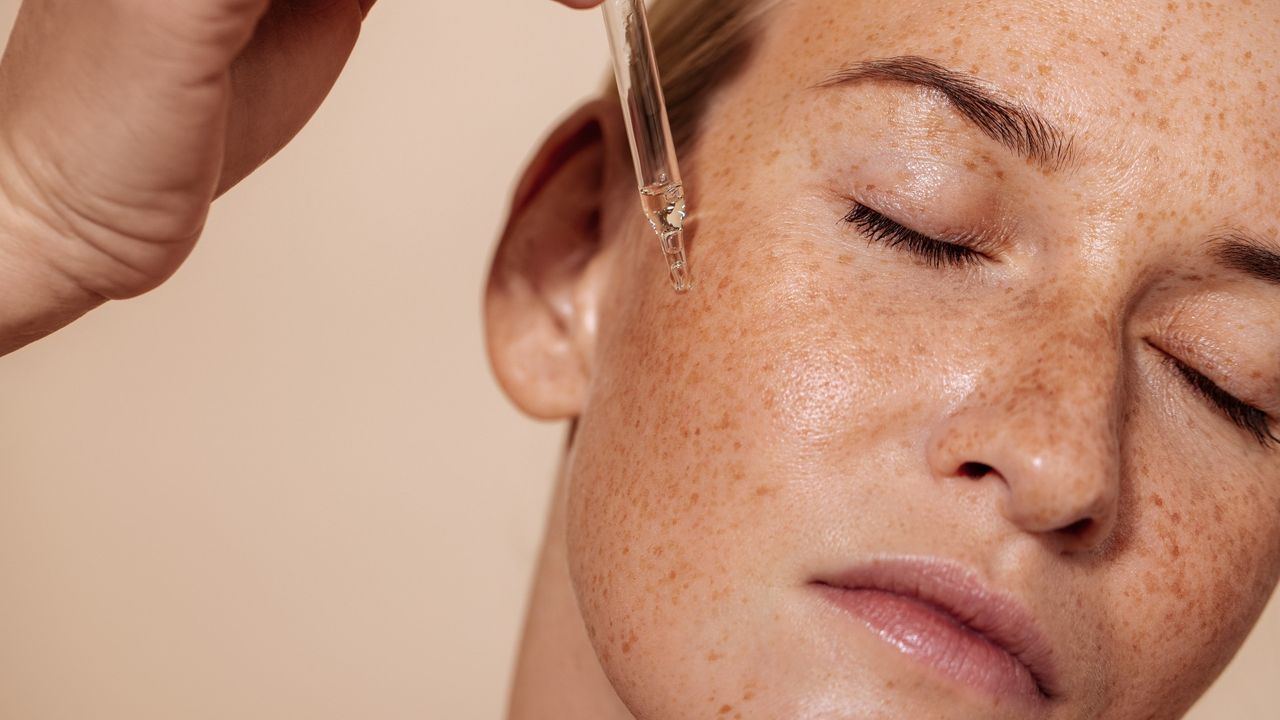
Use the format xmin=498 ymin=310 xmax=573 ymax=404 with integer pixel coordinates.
xmin=0 ymin=1 xmax=1274 ymax=718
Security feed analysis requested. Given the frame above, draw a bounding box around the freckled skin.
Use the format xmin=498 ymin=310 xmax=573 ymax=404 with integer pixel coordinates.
xmin=505 ymin=1 xmax=1280 ymax=719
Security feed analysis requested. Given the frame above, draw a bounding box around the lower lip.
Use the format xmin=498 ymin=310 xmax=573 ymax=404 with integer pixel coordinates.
xmin=815 ymin=584 xmax=1046 ymax=705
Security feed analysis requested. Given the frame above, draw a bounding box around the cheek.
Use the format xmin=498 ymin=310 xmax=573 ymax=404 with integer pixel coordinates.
xmin=561 ymin=210 xmax=960 ymax=715
xmin=562 ymin=237 xmax=783 ymax=714
xmin=1099 ymin=423 xmax=1280 ymax=713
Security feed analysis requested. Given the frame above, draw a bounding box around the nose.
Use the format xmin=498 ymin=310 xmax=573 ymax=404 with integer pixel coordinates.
xmin=925 ymin=338 xmax=1124 ymax=553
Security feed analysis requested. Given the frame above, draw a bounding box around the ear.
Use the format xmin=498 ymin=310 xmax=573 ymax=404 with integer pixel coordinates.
xmin=484 ymin=99 xmax=627 ymax=420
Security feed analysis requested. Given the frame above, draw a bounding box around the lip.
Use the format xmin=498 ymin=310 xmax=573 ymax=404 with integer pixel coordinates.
xmin=811 ymin=557 xmax=1060 ymax=705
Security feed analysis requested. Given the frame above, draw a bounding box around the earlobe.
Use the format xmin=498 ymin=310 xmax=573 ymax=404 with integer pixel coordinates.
xmin=484 ymin=100 xmax=624 ymax=420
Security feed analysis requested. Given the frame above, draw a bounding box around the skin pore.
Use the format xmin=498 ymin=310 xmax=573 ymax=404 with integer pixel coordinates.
xmin=487 ymin=1 xmax=1280 ymax=718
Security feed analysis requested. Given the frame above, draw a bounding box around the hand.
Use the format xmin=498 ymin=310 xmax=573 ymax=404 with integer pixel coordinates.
xmin=0 ymin=0 xmax=375 ymax=356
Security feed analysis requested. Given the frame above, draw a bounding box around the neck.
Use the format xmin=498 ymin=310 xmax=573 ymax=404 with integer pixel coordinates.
xmin=505 ymin=450 xmax=634 ymax=719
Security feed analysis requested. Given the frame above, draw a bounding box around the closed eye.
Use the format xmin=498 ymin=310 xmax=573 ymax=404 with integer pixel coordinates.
xmin=842 ymin=204 xmax=986 ymax=269
xmin=1159 ymin=351 xmax=1278 ymax=449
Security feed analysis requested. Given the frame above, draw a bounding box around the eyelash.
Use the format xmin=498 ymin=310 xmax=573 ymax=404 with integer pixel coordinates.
xmin=1162 ymin=354 xmax=1278 ymax=449
xmin=842 ymin=204 xmax=986 ymax=269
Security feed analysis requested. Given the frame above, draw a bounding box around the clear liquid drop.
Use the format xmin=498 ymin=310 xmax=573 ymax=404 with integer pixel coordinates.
xmin=640 ymin=182 xmax=692 ymax=292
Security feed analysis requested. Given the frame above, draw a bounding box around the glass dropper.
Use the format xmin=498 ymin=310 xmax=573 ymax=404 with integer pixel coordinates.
xmin=601 ymin=0 xmax=691 ymax=292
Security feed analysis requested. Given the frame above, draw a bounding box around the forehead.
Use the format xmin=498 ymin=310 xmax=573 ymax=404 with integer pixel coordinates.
xmin=732 ymin=0 xmax=1280 ymax=224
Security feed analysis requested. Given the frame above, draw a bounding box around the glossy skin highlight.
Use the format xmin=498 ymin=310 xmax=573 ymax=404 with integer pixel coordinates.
xmin=493 ymin=1 xmax=1280 ymax=718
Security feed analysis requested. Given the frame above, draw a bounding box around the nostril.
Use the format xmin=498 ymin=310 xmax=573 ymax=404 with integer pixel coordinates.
xmin=1061 ymin=518 xmax=1092 ymax=537
xmin=958 ymin=461 xmax=994 ymax=479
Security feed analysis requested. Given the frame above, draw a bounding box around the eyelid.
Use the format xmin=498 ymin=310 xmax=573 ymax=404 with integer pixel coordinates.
xmin=842 ymin=190 xmax=1009 ymax=259
xmin=845 ymin=201 xmax=998 ymax=259
xmin=843 ymin=203 xmax=987 ymax=270
xmin=1147 ymin=339 xmax=1278 ymax=447
xmin=1154 ymin=332 xmax=1274 ymax=412
xmin=1166 ymin=355 xmax=1277 ymax=447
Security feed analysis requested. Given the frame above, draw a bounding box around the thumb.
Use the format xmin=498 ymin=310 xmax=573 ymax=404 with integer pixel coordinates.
xmin=1 ymin=0 xmax=275 ymax=225
xmin=0 ymin=0 xmax=275 ymax=356
xmin=0 ymin=0 xmax=374 ymax=357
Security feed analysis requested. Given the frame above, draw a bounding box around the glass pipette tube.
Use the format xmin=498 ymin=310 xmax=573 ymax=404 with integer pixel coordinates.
xmin=601 ymin=0 xmax=691 ymax=292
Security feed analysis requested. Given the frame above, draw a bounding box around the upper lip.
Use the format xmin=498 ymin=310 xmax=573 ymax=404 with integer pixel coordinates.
xmin=812 ymin=557 xmax=1061 ymax=699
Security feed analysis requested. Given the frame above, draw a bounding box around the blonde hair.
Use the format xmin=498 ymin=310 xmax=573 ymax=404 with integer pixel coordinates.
xmin=626 ymin=0 xmax=773 ymax=156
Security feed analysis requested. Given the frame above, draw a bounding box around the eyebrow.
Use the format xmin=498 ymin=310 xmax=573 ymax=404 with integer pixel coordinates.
xmin=1211 ymin=229 xmax=1280 ymax=288
xmin=816 ymin=56 xmax=1076 ymax=171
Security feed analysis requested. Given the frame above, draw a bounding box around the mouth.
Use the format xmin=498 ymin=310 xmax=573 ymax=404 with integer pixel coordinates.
xmin=811 ymin=557 xmax=1060 ymax=706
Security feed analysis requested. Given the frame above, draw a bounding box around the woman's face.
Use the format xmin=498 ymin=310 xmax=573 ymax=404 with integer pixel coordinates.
xmin=562 ymin=0 xmax=1280 ymax=718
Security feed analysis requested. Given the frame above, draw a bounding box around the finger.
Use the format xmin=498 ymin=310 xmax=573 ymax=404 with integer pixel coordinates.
xmin=0 ymin=0 xmax=273 ymax=205
xmin=217 ymin=0 xmax=367 ymax=194
xmin=0 ymin=0 xmax=367 ymax=355
xmin=0 ymin=0 xmax=277 ymax=356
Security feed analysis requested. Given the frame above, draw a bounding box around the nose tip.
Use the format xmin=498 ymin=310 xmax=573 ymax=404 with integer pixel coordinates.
xmin=930 ymin=414 xmax=1122 ymax=553
xmin=997 ymin=455 xmax=1119 ymax=549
